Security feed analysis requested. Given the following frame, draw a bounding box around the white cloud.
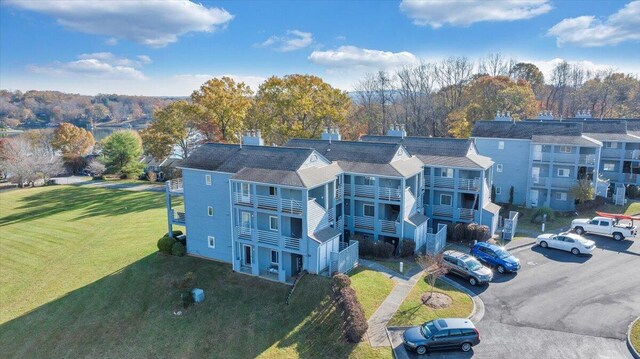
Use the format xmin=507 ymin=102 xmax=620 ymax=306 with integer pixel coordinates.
xmin=259 ymin=30 xmax=313 ymax=52
xmin=400 ymin=0 xmax=551 ymax=28
xmin=27 ymin=53 xmax=151 ymax=80
xmin=309 ymin=46 xmax=419 ymax=69
xmin=105 ymin=37 xmax=118 ymax=46
xmin=528 ymin=58 xmax=640 ymax=80
xmin=5 ymin=0 xmax=233 ymax=47
xmin=548 ymin=1 xmax=640 ymax=47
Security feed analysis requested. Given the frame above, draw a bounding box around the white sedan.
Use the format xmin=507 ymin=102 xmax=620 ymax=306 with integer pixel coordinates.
xmin=536 ymin=232 xmax=596 ymax=255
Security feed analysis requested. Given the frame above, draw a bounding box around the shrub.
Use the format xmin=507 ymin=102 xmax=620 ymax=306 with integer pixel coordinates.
xmin=146 ymin=171 xmax=157 ymax=182
xmin=171 ymin=242 xmax=186 ymax=256
xmin=333 ymin=284 xmax=368 ymax=342
xmin=400 ymin=239 xmax=416 ymax=257
xmin=332 ymin=273 xmax=351 ymax=289
xmin=452 ymin=223 xmax=466 ymax=242
xmin=628 ymin=185 xmax=640 ymax=199
xmin=475 ymin=225 xmax=490 ymax=241
xmin=355 ymin=236 xmax=394 ymax=259
xmin=157 ymin=235 xmax=176 ymax=254
xmin=466 ymin=223 xmax=478 ymax=240
xmin=509 ymin=186 xmax=514 ymax=205
xmin=531 ymin=207 xmax=554 ymax=223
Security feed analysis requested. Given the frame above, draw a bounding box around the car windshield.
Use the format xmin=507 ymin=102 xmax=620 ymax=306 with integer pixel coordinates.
xmin=464 ymin=258 xmax=482 ymax=270
xmin=495 ymin=248 xmax=510 ymax=259
xmin=420 ymin=322 xmax=437 ymax=338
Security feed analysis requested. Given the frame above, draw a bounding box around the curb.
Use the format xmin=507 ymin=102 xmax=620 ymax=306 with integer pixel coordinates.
xmin=506 ymin=240 xmax=536 ymax=251
xmin=440 ymin=276 xmax=485 ymax=323
xmin=628 ymin=316 xmax=640 ymax=359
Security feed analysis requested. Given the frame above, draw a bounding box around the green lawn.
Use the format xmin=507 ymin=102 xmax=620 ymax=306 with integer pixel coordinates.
xmin=375 ymin=258 xmax=417 ymax=276
xmin=631 ymin=319 xmax=640 ymax=354
xmin=0 ymin=185 xmax=392 ymax=359
xmin=349 ymin=267 xmax=395 ymax=319
xmin=388 ymin=277 xmax=473 ymax=327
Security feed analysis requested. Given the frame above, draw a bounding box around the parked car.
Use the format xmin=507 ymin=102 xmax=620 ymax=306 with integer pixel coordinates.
xmin=571 ymin=216 xmax=637 ymax=241
xmin=442 ymin=250 xmax=493 ymax=286
xmin=536 ymin=232 xmax=596 ymax=255
xmin=470 ymin=242 xmax=520 ymax=274
xmin=403 ymin=318 xmax=480 ymax=354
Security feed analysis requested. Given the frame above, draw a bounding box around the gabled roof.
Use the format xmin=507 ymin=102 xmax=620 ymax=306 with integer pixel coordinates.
xmin=285 ymin=139 xmax=423 ymax=177
xmin=360 ymin=135 xmax=493 ymax=170
xmin=532 ymin=135 xmax=602 ymax=146
xmin=180 ymin=143 xmax=338 ymax=188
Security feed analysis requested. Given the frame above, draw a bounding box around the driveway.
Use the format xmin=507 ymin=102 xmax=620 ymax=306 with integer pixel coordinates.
xmin=389 ymin=234 xmax=640 ymax=358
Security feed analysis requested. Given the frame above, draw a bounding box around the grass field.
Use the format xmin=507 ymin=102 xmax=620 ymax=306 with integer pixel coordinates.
xmin=349 ymin=267 xmax=395 ymax=319
xmin=388 ymin=277 xmax=473 ymax=327
xmin=0 ymin=185 xmax=393 ymax=359
xmin=631 ymin=318 xmax=640 ymax=353
xmin=374 ymin=258 xmax=417 ymax=276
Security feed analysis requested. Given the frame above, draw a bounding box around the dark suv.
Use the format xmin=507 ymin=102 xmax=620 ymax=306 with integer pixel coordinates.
xmin=443 ymin=250 xmax=493 ymax=286
xmin=403 ymin=318 xmax=480 ymax=355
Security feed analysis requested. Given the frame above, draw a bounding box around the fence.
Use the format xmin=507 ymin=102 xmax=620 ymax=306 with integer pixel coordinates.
xmin=502 ymin=211 xmax=519 ymax=241
xmin=425 ymin=224 xmax=447 ymax=255
xmin=329 ymin=240 xmax=359 ymax=275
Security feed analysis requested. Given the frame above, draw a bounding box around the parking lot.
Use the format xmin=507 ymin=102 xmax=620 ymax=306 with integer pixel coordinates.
xmin=389 ymin=233 xmax=640 ymax=358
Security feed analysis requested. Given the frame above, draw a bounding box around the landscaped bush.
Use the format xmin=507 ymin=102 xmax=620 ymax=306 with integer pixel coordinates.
xmin=171 ymin=242 xmax=186 ymax=256
xmin=452 ymin=223 xmax=466 ymax=242
xmin=450 ymin=222 xmax=490 ymax=243
xmin=157 ymin=234 xmax=176 ymax=254
xmin=531 ymin=207 xmax=554 ymax=223
xmin=332 ymin=273 xmax=352 ymax=290
xmin=474 ymin=225 xmax=490 ymax=241
xmin=332 ymin=276 xmax=368 ymax=343
xmin=628 ymin=185 xmax=640 ymax=199
xmin=400 ymin=239 xmax=416 ymax=257
xmin=146 ymin=171 xmax=157 ymax=182
xmin=356 ymin=237 xmax=394 ymax=259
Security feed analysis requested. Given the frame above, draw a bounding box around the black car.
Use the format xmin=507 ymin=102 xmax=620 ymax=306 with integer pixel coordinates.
xmin=403 ymin=318 xmax=480 ymax=355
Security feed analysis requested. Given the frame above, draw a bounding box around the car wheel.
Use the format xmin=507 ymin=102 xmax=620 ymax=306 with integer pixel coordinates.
xmin=613 ymin=232 xmax=624 ymax=241
xmin=497 ymin=265 xmax=505 ymax=274
xmin=571 ymin=248 xmax=580 ymax=255
xmin=461 ymin=342 xmax=472 ymax=352
xmin=469 ymin=277 xmax=478 ymax=286
xmin=416 ymin=345 xmax=427 ymax=355
xmin=540 ymin=241 xmax=548 ymax=248
xmin=575 ymin=227 xmax=584 ymax=235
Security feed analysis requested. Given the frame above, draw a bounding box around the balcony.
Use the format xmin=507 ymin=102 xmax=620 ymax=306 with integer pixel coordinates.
xmin=532 ymin=152 xmax=552 ymax=162
xmin=233 ymin=192 xmax=254 ymax=206
xmin=354 ymin=216 xmax=375 ymax=230
xmin=579 ymin=154 xmax=597 ymax=166
xmin=171 ymin=209 xmax=185 ymax=224
xmin=550 ymin=177 xmax=577 ymax=188
xmin=554 ymin=152 xmax=577 ymax=164
xmin=458 ymin=208 xmax=476 ymax=220
xmin=235 ymin=227 xmax=302 ymax=251
xmin=167 ymin=178 xmax=183 ymax=194
xmin=531 ymin=177 xmax=548 ymax=186
xmin=379 ymin=187 xmax=402 ymax=201
xmin=335 ymin=185 xmax=344 ymax=200
xmin=235 ymin=226 xmax=253 ymax=240
xmin=379 ymin=219 xmax=399 ymax=234
xmin=257 ymin=229 xmax=279 ymax=246
xmin=232 ymin=192 xmax=303 ymax=215
xmin=433 ymin=177 xmax=455 ymax=189
xmin=625 ymin=150 xmax=640 ymax=160
xmin=344 ymin=184 xmax=402 ymax=201
xmin=256 ymin=195 xmax=279 ymax=211
xmin=458 ymin=178 xmax=480 ymax=191
xmin=601 ymin=147 xmax=622 ymax=158
xmin=354 ymin=184 xmax=375 ymax=198
xmin=432 ymin=205 xmax=454 ymax=217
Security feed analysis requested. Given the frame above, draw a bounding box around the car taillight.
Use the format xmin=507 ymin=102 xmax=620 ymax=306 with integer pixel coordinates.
xmin=474 ymin=328 xmax=480 ymax=340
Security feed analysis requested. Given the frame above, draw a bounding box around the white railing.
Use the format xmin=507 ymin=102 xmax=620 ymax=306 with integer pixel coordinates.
xmin=625 ymin=150 xmax=640 ymax=160
xmin=281 ymin=198 xmax=303 ymax=215
xmin=624 ymin=173 xmax=640 ymax=184
xmin=167 ymin=178 xmax=183 ymax=193
xmin=432 ymin=205 xmax=454 ymax=217
xmin=283 ymin=236 xmax=301 ymax=250
xmin=425 ymin=225 xmax=447 ymax=255
xmin=327 ymin=207 xmax=336 ymax=222
xmin=458 ymin=208 xmax=476 ymax=220
xmin=354 ymin=184 xmax=376 ymax=198
xmin=532 ymin=152 xmax=552 ymax=162
xmin=579 ymin=154 xmax=596 ymax=165
xmin=354 ymin=216 xmax=375 ymax=230
xmin=256 ymin=195 xmax=279 ymax=210
xmin=532 ymin=177 xmax=548 ymax=186
xmin=424 ymin=175 xmax=431 ymax=187
xmin=379 ymin=186 xmax=402 ymax=201
xmin=233 ymin=192 xmax=253 ymax=206
xmin=551 ymin=177 xmax=576 ymax=188
xmin=172 ymin=210 xmax=186 ymax=223
xmin=335 ymin=186 xmax=344 ymax=200
xmin=335 ymin=217 xmax=344 ymax=230
xmin=458 ymin=178 xmax=480 ymax=191
xmin=380 ymin=219 xmax=399 ymax=234
xmin=554 ymin=152 xmax=576 ymax=163
xmin=329 ymin=240 xmax=359 ymax=275
xmin=434 ymin=177 xmax=455 ymax=188
xmin=235 ymin=226 xmax=253 ymax=240
xmin=257 ymin=229 xmax=279 ymax=246
xmin=601 ymin=147 xmax=622 ymax=158
xmin=344 ymin=184 xmax=352 ymax=196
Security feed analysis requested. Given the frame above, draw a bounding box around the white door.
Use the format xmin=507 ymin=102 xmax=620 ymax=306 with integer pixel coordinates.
xmin=241 ymin=211 xmax=251 ymax=229
xmin=240 ymin=183 xmax=250 ymax=203
xmin=530 ymin=189 xmax=539 ymax=207
xmin=531 ymin=167 xmax=540 ymax=184
xmin=532 ymin=145 xmax=542 ymax=161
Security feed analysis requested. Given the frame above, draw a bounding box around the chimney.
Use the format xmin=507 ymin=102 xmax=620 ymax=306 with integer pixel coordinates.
xmin=388 ymin=123 xmax=406 ymax=138
xmin=494 ymin=111 xmax=512 ymax=122
xmin=241 ymin=129 xmax=264 ymax=146
xmin=536 ymin=110 xmax=554 ymax=121
xmin=575 ymin=109 xmax=592 ymax=119
xmin=321 ymin=127 xmax=341 ymax=141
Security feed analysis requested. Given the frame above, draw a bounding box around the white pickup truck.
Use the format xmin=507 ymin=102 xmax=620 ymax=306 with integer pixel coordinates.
xmin=571 ymin=216 xmax=637 ymax=241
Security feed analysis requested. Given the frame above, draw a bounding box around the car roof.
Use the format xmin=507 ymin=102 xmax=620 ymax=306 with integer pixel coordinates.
xmin=474 ymin=242 xmax=503 ymax=251
xmin=434 ymin=318 xmax=476 ymax=330
xmin=443 ymin=250 xmax=471 ymax=260
xmin=562 ymin=232 xmax=585 ymax=240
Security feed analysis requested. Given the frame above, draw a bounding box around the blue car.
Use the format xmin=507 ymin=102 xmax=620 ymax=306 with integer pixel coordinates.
xmin=470 ymin=242 xmax=520 ymax=274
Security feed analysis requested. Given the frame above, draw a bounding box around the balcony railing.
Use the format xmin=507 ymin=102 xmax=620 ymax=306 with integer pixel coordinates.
xmin=531 ymin=177 xmax=548 ymax=186
xmin=354 ymin=216 xmax=375 ymax=230
xmin=233 ymin=192 xmax=303 ymax=215
xmin=532 ymin=152 xmax=552 ymax=162
xmin=167 ymin=178 xmax=183 ymax=193
xmin=354 ymin=184 xmax=376 ymax=198
xmin=233 ymin=192 xmax=254 ymax=206
xmin=379 ymin=219 xmax=399 ymax=234
xmin=579 ymin=154 xmax=596 ymax=165
xmin=625 ymin=150 xmax=640 ymax=160
xmin=601 ymin=147 xmax=622 ymax=158
xmin=551 ymin=177 xmax=577 ymax=188
xmin=433 ymin=177 xmax=455 ymax=189
xmin=458 ymin=178 xmax=480 ymax=191
xmin=458 ymin=208 xmax=476 ymax=220
xmin=257 ymin=229 xmax=279 ymax=246
xmin=327 ymin=207 xmax=336 ymax=222
xmin=283 ymin=236 xmax=301 ymax=251
xmin=379 ymin=187 xmax=402 ymax=201
xmin=335 ymin=185 xmax=344 ymax=200
xmin=432 ymin=205 xmax=454 ymax=217
xmin=554 ymin=152 xmax=577 ymax=163
xmin=281 ymin=198 xmax=303 ymax=215
xmin=235 ymin=226 xmax=253 ymax=240
xmin=256 ymin=195 xmax=279 ymax=210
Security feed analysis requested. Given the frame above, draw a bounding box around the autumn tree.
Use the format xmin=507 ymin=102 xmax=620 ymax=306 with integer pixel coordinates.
xmin=0 ymin=135 xmax=62 ymax=186
xmin=101 ymin=130 xmax=144 ymax=178
xmin=510 ymin=62 xmax=545 ymax=97
xmin=51 ymin=123 xmax=95 ymax=173
xmin=571 ymin=179 xmax=595 ymax=204
xmin=141 ymin=100 xmax=201 ymax=159
xmin=190 ymin=77 xmax=253 ymax=142
xmin=416 ymin=253 xmax=450 ymax=299
xmin=250 ymin=74 xmax=351 ymax=145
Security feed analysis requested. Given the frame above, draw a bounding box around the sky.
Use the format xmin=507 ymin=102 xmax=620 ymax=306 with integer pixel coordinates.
xmin=0 ymin=0 xmax=639 ymax=96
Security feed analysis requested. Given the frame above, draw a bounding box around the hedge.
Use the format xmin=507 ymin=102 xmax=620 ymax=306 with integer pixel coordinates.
xmin=356 ymin=237 xmax=394 ymax=259
xmin=332 ymin=274 xmax=368 ymax=342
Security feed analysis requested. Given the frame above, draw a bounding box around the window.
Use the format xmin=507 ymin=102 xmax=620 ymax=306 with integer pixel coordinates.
xmin=441 ymin=168 xmax=454 ymax=178
xmin=269 ymin=216 xmax=279 ymax=231
xmin=448 ymin=329 xmax=463 ymax=337
xmin=241 ymin=183 xmax=250 ymax=196
xmin=309 ymin=154 xmax=318 ymax=162
xmin=269 ymin=186 xmax=278 ymax=196
xmin=398 ymin=148 xmax=403 ymax=155
xmin=496 ymin=164 xmax=503 ymax=173
xmin=605 ymin=142 xmax=618 ymax=148
xmin=208 ymin=236 xmax=216 ymax=248
xmin=205 ymin=174 xmax=212 ymax=185
xmin=603 ymin=163 xmax=615 ymax=171
xmin=589 ymin=219 xmax=599 ymax=225
xmin=363 ymin=176 xmax=375 ymax=186
xmin=271 ymin=250 xmax=279 ymax=264
xmin=555 ymin=192 xmax=567 ymax=201
xmin=495 ymin=186 xmax=502 ymax=195
xmin=498 ymin=141 xmax=504 ymax=150
xmin=433 ymin=331 xmax=449 ymax=339
xmin=440 ymin=194 xmax=452 ymax=206
xmin=207 ymin=206 xmax=214 ymax=216
xmin=363 ymin=204 xmax=375 ymax=217
xmin=599 ymin=221 xmax=610 ymax=227
xmin=559 ymin=146 xmax=572 ymax=153
xmin=557 ymin=168 xmax=570 ymax=177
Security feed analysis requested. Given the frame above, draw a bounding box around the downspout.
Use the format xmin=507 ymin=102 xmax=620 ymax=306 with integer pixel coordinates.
xmin=228 ymin=179 xmax=236 ymax=272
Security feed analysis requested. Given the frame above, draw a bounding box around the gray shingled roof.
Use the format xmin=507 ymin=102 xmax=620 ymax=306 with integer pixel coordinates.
xmin=532 ymin=135 xmax=601 ymax=146
xmin=285 ymin=139 xmax=423 ymax=177
xmin=309 ymin=226 xmax=341 ymax=243
xmin=472 ymin=120 xmax=583 ymax=139
xmin=406 ymin=212 xmax=429 ymax=227
xmin=360 ymin=135 xmax=493 ymax=169
xmin=524 ymin=118 xmax=640 ymax=142
xmin=483 ymin=202 xmax=501 ymax=214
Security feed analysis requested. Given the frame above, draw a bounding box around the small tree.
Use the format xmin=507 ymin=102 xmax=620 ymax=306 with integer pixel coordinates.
xmin=571 ymin=179 xmax=595 ymax=204
xmin=491 ymin=185 xmax=496 ymax=202
xmin=86 ymin=159 xmax=106 ymax=177
xmin=416 ymin=253 xmax=450 ymax=300
xmin=509 ymin=186 xmax=514 ymax=205
xmin=101 ymin=130 xmax=143 ymax=176
xmin=51 ymin=123 xmax=95 ymax=173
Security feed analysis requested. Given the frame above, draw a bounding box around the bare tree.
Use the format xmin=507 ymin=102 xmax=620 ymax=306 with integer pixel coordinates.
xmin=478 ymin=53 xmax=516 ymax=77
xmin=0 ymin=135 xmax=62 ymax=187
xmin=375 ymin=70 xmax=394 ymax=133
xmin=416 ymin=253 xmax=450 ymax=299
xmin=434 ymin=56 xmax=474 ymax=111
xmin=396 ymin=62 xmax=440 ymax=136
xmin=353 ymin=73 xmax=382 ymax=134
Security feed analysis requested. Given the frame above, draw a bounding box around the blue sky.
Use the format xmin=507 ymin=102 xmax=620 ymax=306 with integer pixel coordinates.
xmin=1 ymin=0 xmax=638 ymax=96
